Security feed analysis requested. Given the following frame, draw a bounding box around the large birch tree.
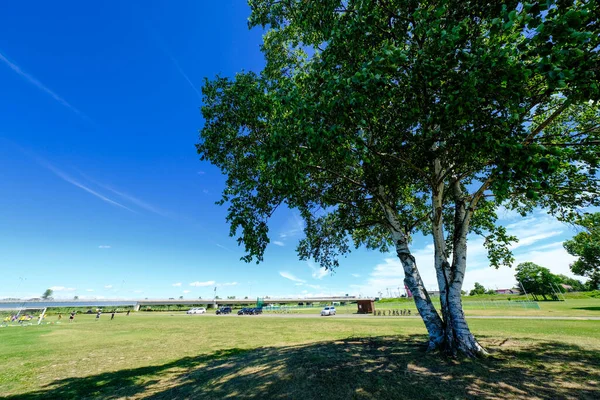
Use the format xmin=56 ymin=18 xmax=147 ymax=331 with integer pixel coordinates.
xmin=198 ymin=0 xmax=600 ymax=356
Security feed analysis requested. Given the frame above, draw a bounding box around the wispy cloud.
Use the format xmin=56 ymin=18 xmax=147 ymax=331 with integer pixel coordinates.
xmin=307 ymin=261 xmax=329 ymax=279
xmin=272 ymin=241 xmax=285 ymax=247
xmin=279 ymin=271 xmax=306 ymax=283
xmin=214 ymin=243 xmax=231 ymax=252
xmin=183 ymin=290 xmax=191 ymax=294
xmin=35 ymin=158 xmax=134 ymax=212
xmin=511 ymin=231 xmax=563 ymax=250
xmin=172 ymin=282 xmax=182 ymax=287
xmin=104 ymin=285 xmax=113 ymax=289
xmin=218 ymin=282 xmax=238 ymax=287
xmin=98 ymin=245 xmax=111 ymax=249
xmin=85 ymin=178 xmax=168 ymax=217
xmin=279 ymin=212 xmax=304 ymax=239
xmin=351 ymin=273 xmax=361 ymax=278
xmin=151 ymin=31 xmax=202 ymax=100
xmin=50 ymin=286 xmax=76 ymax=292
xmin=0 ymin=50 xmax=87 ymax=119
xmin=167 ymin=53 xmax=201 ymax=100
xmin=190 ymin=280 xmax=215 ymax=287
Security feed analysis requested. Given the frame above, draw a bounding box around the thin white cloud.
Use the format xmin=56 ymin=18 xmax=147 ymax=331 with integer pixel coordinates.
xmin=529 ymin=241 xmax=564 ymax=251
xmin=214 ymin=243 xmax=231 ymax=252
xmin=172 ymin=282 xmax=182 ymax=287
xmin=272 ymin=241 xmax=285 ymax=247
xmin=190 ymin=280 xmax=215 ymax=287
xmin=279 ymin=271 xmax=306 ymax=283
xmin=351 ymin=273 xmax=361 ymax=278
xmin=36 ymin=159 xmax=134 ymax=212
xmin=307 ymin=261 xmax=329 ymax=279
xmin=496 ymin=205 xmax=523 ymax=221
xmin=183 ymin=290 xmax=191 ymax=294
xmin=98 ymin=245 xmax=111 ymax=249
xmin=104 ymin=285 xmax=113 ymax=289
xmin=90 ymin=181 xmax=168 ymax=217
xmin=167 ymin=54 xmax=202 ymax=100
xmin=218 ymin=282 xmax=238 ymax=287
xmin=0 ymin=51 xmax=87 ymax=119
xmin=50 ymin=286 xmax=76 ymax=292
xmin=279 ymin=213 xmax=304 ymax=239
xmin=152 ymin=31 xmax=202 ymax=100
xmin=510 ymin=231 xmax=563 ymax=250
xmin=72 ymin=169 xmax=168 ymax=217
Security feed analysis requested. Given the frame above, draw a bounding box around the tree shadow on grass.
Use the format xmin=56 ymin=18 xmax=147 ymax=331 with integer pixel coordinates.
xmin=573 ymin=307 xmax=600 ymax=311
xmin=6 ymin=336 xmax=600 ymax=400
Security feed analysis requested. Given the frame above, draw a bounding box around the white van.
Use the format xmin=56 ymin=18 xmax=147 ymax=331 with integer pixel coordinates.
xmin=320 ymin=306 xmax=336 ymax=316
xmin=186 ymin=307 xmax=206 ymax=314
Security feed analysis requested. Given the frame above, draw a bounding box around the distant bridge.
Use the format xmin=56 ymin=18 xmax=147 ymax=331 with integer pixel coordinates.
xmin=0 ymin=296 xmax=365 ymax=311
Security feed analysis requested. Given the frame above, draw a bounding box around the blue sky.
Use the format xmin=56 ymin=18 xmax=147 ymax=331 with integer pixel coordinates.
xmin=0 ymin=1 xmax=585 ymax=300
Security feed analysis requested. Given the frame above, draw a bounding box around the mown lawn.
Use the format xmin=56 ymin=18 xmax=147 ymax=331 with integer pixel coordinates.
xmin=1 ymin=314 xmax=599 ymax=399
xmin=265 ymin=297 xmax=600 ymax=317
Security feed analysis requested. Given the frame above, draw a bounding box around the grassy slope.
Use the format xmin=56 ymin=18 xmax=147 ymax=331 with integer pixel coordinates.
xmin=1 ymin=314 xmax=599 ymax=399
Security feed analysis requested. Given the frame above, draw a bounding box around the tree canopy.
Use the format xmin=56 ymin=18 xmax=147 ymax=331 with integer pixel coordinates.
xmin=515 ymin=262 xmax=562 ymax=300
xmin=469 ymin=282 xmax=486 ymax=296
xmin=41 ymin=289 xmax=53 ymax=300
xmin=555 ymin=274 xmax=586 ymax=291
xmin=198 ymin=0 xmax=600 ymax=356
xmin=563 ymin=213 xmax=600 ymax=290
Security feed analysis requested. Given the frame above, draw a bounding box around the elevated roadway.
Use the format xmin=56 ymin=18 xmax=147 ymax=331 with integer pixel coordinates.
xmin=0 ymin=296 xmax=366 ymax=311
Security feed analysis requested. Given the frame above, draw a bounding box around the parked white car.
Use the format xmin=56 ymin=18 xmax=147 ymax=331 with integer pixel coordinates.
xmin=320 ymin=306 xmax=336 ymax=316
xmin=186 ymin=307 xmax=206 ymax=314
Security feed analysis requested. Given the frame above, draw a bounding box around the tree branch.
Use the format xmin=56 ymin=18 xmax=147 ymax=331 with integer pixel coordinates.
xmin=525 ymin=99 xmax=572 ymax=144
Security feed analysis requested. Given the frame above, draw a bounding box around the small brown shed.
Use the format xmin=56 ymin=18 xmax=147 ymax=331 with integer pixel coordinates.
xmin=356 ymin=299 xmax=375 ymax=314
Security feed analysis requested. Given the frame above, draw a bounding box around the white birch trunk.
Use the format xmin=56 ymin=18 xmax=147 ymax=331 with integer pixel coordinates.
xmin=431 ymin=164 xmax=451 ymax=327
xmin=391 ymin=230 xmax=445 ymax=350
xmin=377 ymin=192 xmax=445 ymax=350
xmin=440 ymin=182 xmax=487 ymax=357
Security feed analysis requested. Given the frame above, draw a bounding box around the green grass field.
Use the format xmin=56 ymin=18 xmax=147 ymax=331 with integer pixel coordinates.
xmin=1 ymin=313 xmax=599 ymax=399
xmin=264 ymin=297 xmax=600 ymax=317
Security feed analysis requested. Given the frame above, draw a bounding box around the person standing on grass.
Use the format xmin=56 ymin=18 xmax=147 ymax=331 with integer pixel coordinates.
xmin=111 ymin=311 xmax=115 ymax=320
xmin=95 ymin=310 xmax=101 ymax=321
xmin=69 ymin=311 xmax=75 ymax=322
